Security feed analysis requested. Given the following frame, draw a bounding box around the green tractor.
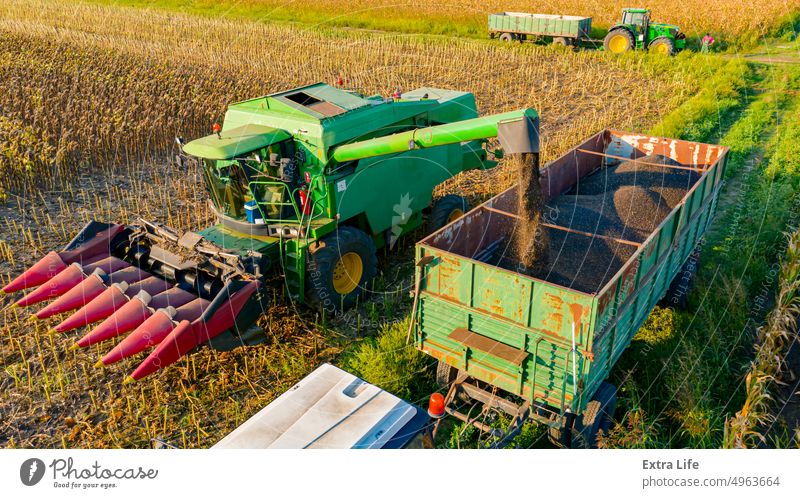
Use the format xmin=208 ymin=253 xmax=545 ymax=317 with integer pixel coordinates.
xmin=603 ymin=8 xmax=686 ymax=55
xmin=4 ymin=82 xmax=539 ymax=382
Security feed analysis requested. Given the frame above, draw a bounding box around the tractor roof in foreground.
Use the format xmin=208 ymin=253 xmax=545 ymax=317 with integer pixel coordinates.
xmin=212 ymin=363 xmax=430 ymax=449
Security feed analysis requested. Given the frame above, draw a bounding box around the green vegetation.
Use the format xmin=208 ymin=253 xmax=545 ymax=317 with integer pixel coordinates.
xmin=608 ymin=65 xmax=800 ymax=448
xmin=345 ymin=319 xmax=433 ymax=401
xmin=650 ymin=58 xmax=752 ymax=142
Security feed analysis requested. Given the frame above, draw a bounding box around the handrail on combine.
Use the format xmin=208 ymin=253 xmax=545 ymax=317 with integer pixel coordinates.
xmin=247 ymin=179 xmax=325 ymax=226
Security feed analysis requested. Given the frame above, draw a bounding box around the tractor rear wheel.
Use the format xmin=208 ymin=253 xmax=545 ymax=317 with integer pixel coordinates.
xmin=429 ymin=194 xmax=469 ymax=233
xmin=603 ymin=29 xmax=634 ymax=54
xmin=649 ymin=36 xmax=676 ymax=56
xmin=306 ymin=226 xmax=377 ymax=311
xmin=571 ymin=382 xmax=617 ymax=449
xmin=499 ymin=33 xmax=513 ymax=42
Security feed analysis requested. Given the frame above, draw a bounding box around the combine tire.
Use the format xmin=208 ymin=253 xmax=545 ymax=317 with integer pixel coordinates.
xmin=499 ymin=33 xmax=513 ymax=42
xmin=603 ymin=29 xmax=634 ymax=54
xmin=571 ymin=382 xmax=617 ymax=449
xmin=429 ymin=195 xmax=469 ymax=233
xmin=649 ymin=36 xmax=676 ymax=56
xmin=306 ymin=226 xmax=377 ymax=310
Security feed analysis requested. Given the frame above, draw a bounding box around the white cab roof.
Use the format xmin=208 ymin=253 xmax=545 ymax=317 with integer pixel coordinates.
xmin=213 ymin=363 xmax=417 ymax=449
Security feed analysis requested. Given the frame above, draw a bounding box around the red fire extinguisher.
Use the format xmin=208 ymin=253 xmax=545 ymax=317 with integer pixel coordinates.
xmin=298 ymin=188 xmax=313 ymax=216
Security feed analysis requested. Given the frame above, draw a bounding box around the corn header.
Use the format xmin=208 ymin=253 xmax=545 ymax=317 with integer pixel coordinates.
xmin=3 ymin=83 xmax=538 ymax=382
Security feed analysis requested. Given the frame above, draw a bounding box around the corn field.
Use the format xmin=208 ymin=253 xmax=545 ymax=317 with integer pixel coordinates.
xmin=725 ymin=229 xmax=800 ymax=449
xmin=110 ymin=0 xmax=799 ymax=41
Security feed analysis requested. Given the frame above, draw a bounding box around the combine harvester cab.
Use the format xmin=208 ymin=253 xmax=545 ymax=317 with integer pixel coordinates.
xmin=412 ymin=130 xmax=728 ymax=448
xmin=4 ymin=82 xmax=540 ymax=383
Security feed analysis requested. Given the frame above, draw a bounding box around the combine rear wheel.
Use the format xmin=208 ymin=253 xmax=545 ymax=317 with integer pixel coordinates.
xmin=306 ymin=226 xmax=377 ymax=310
xmin=603 ymin=29 xmax=634 ymax=54
xmin=429 ymin=194 xmax=469 ymax=233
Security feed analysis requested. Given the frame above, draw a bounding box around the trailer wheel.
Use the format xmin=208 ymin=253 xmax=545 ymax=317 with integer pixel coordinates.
xmin=662 ymin=245 xmax=701 ymax=310
xmin=499 ymin=33 xmax=513 ymax=42
xmin=552 ymin=37 xmax=571 ymax=47
xmin=435 ymin=361 xmax=473 ymax=403
xmin=547 ymin=413 xmax=573 ymax=448
xmin=429 ymin=195 xmax=469 ymax=233
xmin=435 ymin=361 xmax=458 ymax=389
xmin=306 ymin=226 xmax=377 ymax=310
xmin=571 ymin=382 xmax=617 ymax=449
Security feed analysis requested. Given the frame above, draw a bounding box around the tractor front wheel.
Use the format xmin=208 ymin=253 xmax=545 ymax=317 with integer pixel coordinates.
xmin=429 ymin=194 xmax=469 ymax=233
xmin=603 ymin=29 xmax=634 ymax=54
xmin=649 ymin=36 xmax=676 ymax=56
xmin=306 ymin=226 xmax=377 ymax=311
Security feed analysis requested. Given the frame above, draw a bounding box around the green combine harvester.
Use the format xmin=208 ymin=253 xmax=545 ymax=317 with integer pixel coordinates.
xmin=603 ymin=8 xmax=686 ymax=55
xmin=3 ymin=82 xmax=538 ymax=382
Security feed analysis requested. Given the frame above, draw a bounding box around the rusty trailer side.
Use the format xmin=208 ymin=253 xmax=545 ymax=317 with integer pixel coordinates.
xmin=412 ymin=129 xmax=727 ymax=444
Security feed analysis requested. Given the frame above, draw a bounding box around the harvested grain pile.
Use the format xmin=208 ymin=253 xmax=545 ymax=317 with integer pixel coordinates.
xmin=572 ymin=154 xmax=696 ymax=197
xmin=613 ymin=185 xmax=673 ymax=233
xmin=499 ymin=153 xmax=701 ymax=292
xmin=499 ymin=226 xmax=637 ymax=293
xmin=548 ymin=193 xmax=645 ymax=242
xmin=552 ymin=154 xmax=699 ymax=241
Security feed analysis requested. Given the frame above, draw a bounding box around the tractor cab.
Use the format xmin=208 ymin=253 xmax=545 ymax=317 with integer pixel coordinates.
xmin=183 ymin=124 xmax=313 ymax=231
xmin=621 ymin=7 xmax=649 ymax=28
xmin=604 ymin=8 xmax=685 ymax=55
xmin=213 ymin=363 xmax=435 ymax=449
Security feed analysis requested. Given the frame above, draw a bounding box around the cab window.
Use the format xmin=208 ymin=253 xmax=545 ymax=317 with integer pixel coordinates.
xmin=623 ymin=12 xmax=646 ymax=25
